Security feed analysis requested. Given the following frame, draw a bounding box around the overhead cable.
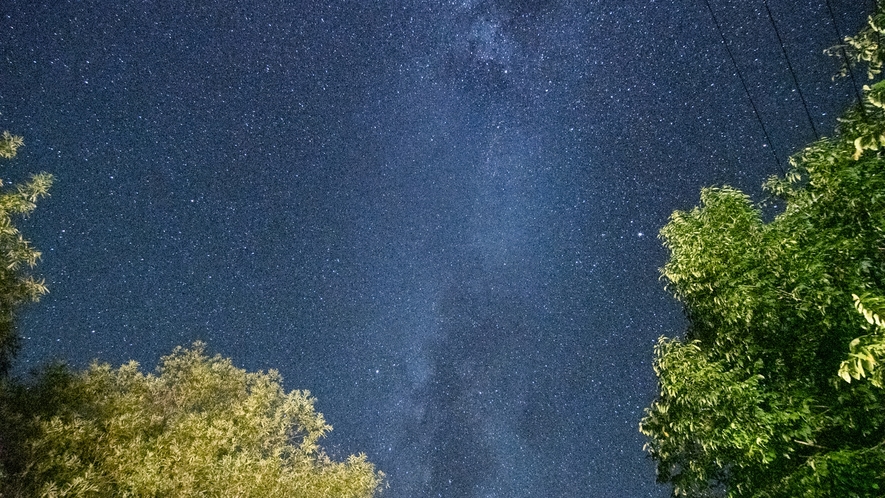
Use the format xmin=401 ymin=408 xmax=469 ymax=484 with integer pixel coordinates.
xmin=701 ymin=0 xmax=785 ymax=174
xmin=824 ymin=0 xmax=865 ymax=111
xmin=762 ymin=0 xmax=820 ymax=140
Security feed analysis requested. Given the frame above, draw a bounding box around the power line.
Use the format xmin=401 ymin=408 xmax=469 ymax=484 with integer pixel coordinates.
xmin=762 ymin=0 xmax=820 ymax=140
xmin=824 ymin=0 xmax=865 ymax=110
xmin=701 ymin=0 xmax=785 ymax=174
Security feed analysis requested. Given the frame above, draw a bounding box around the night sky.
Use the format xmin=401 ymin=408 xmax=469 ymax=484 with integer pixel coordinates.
xmin=0 ymin=0 xmax=873 ymax=496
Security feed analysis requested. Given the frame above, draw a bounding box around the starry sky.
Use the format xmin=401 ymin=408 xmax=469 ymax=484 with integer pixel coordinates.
xmin=0 ymin=0 xmax=874 ymax=496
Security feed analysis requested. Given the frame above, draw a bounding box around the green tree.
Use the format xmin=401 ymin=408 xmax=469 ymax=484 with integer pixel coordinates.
xmin=829 ymin=5 xmax=885 ymax=80
xmin=1 ymin=342 xmax=384 ymax=497
xmin=640 ymin=4 xmax=885 ymax=496
xmin=0 ymin=131 xmax=52 ymax=375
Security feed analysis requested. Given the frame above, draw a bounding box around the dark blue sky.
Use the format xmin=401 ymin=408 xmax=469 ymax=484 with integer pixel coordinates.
xmin=0 ymin=0 xmax=872 ymax=496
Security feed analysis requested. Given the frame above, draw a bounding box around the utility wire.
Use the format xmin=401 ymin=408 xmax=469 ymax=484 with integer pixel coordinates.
xmin=824 ymin=0 xmax=866 ymax=111
xmin=762 ymin=0 xmax=820 ymax=140
xmin=701 ymin=0 xmax=785 ymax=174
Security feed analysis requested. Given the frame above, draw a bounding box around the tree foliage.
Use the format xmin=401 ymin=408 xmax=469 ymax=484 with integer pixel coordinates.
xmin=1 ymin=342 xmax=384 ymax=497
xmin=0 ymin=131 xmax=52 ymax=374
xmin=829 ymin=5 xmax=885 ymax=80
xmin=838 ymin=293 xmax=885 ymax=387
xmin=0 ymin=133 xmax=382 ymax=495
xmin=641 ymin=4 xmax=885 ymax=496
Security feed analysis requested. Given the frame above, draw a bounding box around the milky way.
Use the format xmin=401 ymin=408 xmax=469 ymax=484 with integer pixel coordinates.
xmin=1 ymin=0 xmax=872 ymax=496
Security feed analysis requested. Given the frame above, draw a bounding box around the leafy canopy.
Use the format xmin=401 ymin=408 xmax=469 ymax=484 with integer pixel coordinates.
xmin=0 ymin=132 xmax=382 ymax=496
xmin=641 ymin=4 xmax=885 ymax=496
xmin=2 ymin=342 xmax=384 ymax=498
xmin=0 ymin=131 xmax=52 ymax=374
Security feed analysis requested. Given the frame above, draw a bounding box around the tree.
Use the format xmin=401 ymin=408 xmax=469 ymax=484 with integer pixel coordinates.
xmin=1 ymin=342 xmax=384 ymax=497
xmin=0 ymin=134 xmax=382 ymax=495
xmin=0 ymin=131 xmax=52 ymax=375
xmin=640 ymin=4 xmax=885 ymax=496
xmin=829 ymin=4 xmax=885 ymax=80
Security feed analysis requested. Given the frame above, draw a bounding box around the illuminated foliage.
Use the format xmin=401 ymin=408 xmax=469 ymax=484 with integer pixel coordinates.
xmin=0 ymin=132 xmax=52 ymax=374
xmin=0 ymin=131 xmax=24 ymax=160
xmin=0 ymin=135 xmax=381 ymax=495
xmin=1 ymin=343 xmax=384 ymax=497
xmin=829 ymin=4 xmax=885 ymax=80
xmin=838 ymin=293 xmax=885 ymax=387
xmin=641 ymin=5 xmax=885 ymax=496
